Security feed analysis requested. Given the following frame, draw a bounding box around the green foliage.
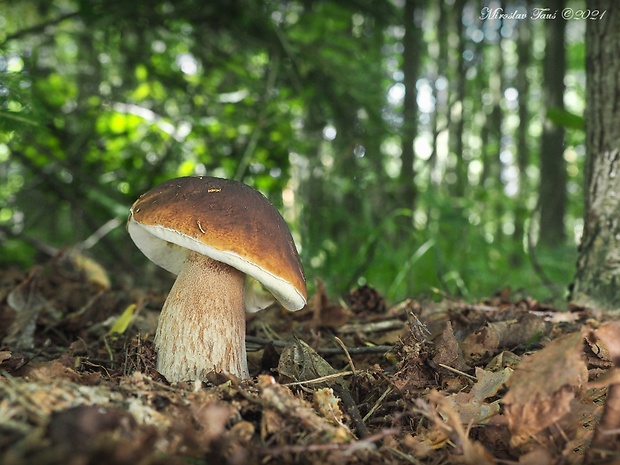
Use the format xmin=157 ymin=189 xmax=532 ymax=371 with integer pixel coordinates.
xmin=0 ymin=1 xmax=586 ymax=306
xmin=303 ymin=186 xmax=577 ymax=306
xmin=546 ymin=107 xmax=585 ymax=131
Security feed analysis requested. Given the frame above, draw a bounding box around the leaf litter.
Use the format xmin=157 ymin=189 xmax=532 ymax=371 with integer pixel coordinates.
xmin=1 ymin=255 xmax=620 ymax=464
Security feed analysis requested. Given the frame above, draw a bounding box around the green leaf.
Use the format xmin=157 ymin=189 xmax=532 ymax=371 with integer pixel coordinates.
xmin=546 ymin=107 xmax=584 ymax=131
xmin=108 ymin=304 xmax=136 ymax=337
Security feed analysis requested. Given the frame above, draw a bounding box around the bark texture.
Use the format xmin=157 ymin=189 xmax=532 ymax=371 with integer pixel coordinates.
xmin=538 ymin=0 xmax=566 ymax=246
xmin=571 ymin=5 xmax=620 ymax=311
xmin=400 ymin=0 xmax=421 ymax=209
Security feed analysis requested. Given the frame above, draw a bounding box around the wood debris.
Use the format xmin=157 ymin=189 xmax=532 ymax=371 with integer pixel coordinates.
xmin=0 ymin=264 xmax=616 ymax=464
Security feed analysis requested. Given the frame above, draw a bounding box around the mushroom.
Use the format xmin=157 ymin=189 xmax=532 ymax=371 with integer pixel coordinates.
xmin=127 ymin=176 xmax=307 ymax=381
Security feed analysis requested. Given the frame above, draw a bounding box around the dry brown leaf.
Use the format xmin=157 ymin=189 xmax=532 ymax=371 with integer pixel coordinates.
xmin=462 ymin=312 xmax=552 ymax=364
xmin=502 ymin=331 xmax=587 ymax=447
xmin=0 ymin=350 xmax=11 ymax=364
xmin=3 ymin=268 xmax=46 ymax=349
xmin=67 ymin=252 xmax=111 ymax=290
xmin=446 ymin=367 xmax=512 ymax=425
xmin=471 ymin=367 xmax=512 ymax=400
xmin=485 ymin=350 xmax=522 ymax=371
xmin=27 ymin=359 xmax=82 ymax=382
xmin=309 ymin=278 xmax=351 ymax=328
xmin=586 ymin=322 xmax=620 ymax=462
xmin=432 ymin=321 xmax=471 ymax=372
xmin=561 ymin=394 xmax=599 ymax=463
xmin=429 ymin=391 xmax=497 ymax=465
xmin=589 ymin=321 xmax=620 ymax=362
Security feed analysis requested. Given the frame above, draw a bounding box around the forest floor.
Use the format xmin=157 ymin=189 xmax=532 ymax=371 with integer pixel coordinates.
xmin=0 ymin=253 xmax=619 ymax=465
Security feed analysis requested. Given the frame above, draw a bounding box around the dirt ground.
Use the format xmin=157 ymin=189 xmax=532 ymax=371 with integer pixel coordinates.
xmin=1 ymin=252 xmax=619 ymax=465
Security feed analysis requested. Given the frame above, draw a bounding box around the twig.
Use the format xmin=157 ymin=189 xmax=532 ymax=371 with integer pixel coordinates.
xmin=339 ymin=319 xmax=404 ymax=334
xmin=387 ymin=446 xmax=424 ymax=464
xmin=263 ymin=427 xmax=399 ymax=457
xmin=82 ymin=218 xmax=123 ymax=249
xmin=283 ymin=371 xmax=353 ymax=387
xmin=0 ymin=224 xmax=57 ymax=256
xmin=3 ymin=12 xmax=80 ymax=43
xmin=363 ymin=386 xmax=393 ymax=423
xmin=245 ymin=335 xmax=393 ymax=355
xmin=334 ymin=336 xmax=356 ymax=375
xmin=8 ymin=339 xmax=52 ymax=372
xmin=437 ymin=363 xmax=478 ymax=382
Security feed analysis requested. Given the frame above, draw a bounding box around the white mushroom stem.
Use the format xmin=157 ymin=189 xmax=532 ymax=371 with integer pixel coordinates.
xmin=154 ymin=250 xmax=249 ymax=381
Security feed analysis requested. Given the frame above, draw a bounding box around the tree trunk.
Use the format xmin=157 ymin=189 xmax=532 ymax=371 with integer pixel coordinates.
xmin=447 ymin=0 xmax=466 ymax=197
xmin=571 ymin=4 xmax=620 ymax=311
xmin=513 ymin=0 xmax=531 ymax=251
xmin=429 ymin=1 xmax=448 ymax=188
xmin=400 ymin=0 xmax=421 ymax=210
xmin=538 ymin=0 xmax=566 ymax=246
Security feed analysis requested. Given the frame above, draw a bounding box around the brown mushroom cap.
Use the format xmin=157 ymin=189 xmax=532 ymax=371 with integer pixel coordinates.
xmin=127 ymin=176 xmax=307 ymax=311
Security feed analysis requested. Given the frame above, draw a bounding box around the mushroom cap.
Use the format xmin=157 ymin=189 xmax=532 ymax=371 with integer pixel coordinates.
xmin=127 ymin=176 xmax=307 ymax=311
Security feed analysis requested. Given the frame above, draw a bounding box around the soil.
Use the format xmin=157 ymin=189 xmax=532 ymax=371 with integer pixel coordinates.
xmin=1 ymin=253 xmax=618 ymax=465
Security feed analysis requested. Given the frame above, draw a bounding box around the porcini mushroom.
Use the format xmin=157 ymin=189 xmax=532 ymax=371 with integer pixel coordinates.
xmin=127 ymin=176 xmax=307 ymax=381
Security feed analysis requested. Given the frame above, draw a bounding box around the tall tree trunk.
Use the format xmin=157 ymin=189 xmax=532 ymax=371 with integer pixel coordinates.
xmin=490 ymin=30 xmax=505 ymax=241
xmin=513 ymin=0 xmax=531 ymax=250
xmin=400 ymin=0 xmax=421 ymax=210
xmin=571 ymin=5 xmax=620 ymax=311
xmin=480 ymin=38 xmax=503 ymax=196
xmin=447 ymin=0 xmax=466 ymax=197
xmin=538 ymin=0 xmax=566 ymax=246
xmin=479 ymin=26 xmax=504 ymax=241
xmin=430 ymin=1 xmax=448 ymax=188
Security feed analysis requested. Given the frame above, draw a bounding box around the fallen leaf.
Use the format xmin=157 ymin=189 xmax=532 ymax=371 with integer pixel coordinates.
xmin=107 ymin=303 xmax=136 ymax=337
xmin=585 ymin=322 xmax=620 ymax=462
xmin=309 ymin=278 xmax=351 ymax=328
xmin=588 ymin=320 xmax=620 ymax=363
xmin=462 ymin=311 xmax=552 ymax=364
xmin=3 ymin=268 xmax=46 ymax=349
xmin=432 ymin=321 xmax=471 ymax=372
xmin=502 ymin=331 xmax=587 ymax=447
xmin=428 ymin=390 xmax=497 ymax=465
xmin=68 ymin=251 xmax=111 ymax=290
xmin=445 ymin=367 xmax=512 ymax=426
xmin=485 ymin=351 xmax=522 ymax=371
xmin=470 ymin=367 xmax=512 ymax=401
xmin=0 ymin=350 xmax=11 ymax=364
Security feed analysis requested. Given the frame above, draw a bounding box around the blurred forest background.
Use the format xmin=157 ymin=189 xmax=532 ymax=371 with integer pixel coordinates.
xmin=0 ymin=0 xmax=587 ymax=305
